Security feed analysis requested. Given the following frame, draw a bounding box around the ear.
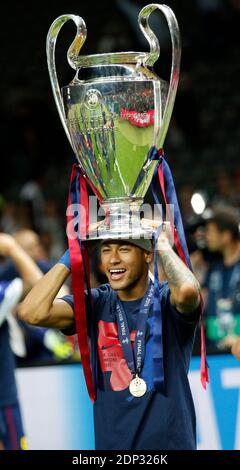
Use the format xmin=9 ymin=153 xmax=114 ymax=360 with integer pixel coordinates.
xmin=144 ymin=251 xmax=153 ymax=264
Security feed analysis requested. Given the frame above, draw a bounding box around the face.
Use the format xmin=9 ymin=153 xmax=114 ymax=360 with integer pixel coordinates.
xmin=205 ymin=222 xmax=223 ymax=252
xmin=15 ymin=231 xmax=45 ymax=260
xmin=100 ymin=242 xmax=152 ymax=291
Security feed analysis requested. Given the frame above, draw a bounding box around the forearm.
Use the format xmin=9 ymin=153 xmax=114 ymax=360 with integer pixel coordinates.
xmin=18 ymin=264 xmax=70 ymax=325
xmin=157 ymin=235 xmax=200 ymax=314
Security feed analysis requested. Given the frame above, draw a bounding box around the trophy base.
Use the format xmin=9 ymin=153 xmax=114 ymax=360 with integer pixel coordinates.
xmin=83 ymin=198 xmax=156 ymax=241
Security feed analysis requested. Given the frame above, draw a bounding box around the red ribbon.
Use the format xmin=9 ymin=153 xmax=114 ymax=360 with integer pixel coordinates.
xmin=67 ymin=164 xmax=96 ymax=402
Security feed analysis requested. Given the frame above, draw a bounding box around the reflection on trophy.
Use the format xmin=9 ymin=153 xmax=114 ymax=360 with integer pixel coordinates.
xmin=46 ymin=4 xmax=181 ymax=239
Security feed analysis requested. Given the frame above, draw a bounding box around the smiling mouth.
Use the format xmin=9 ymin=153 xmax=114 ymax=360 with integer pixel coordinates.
xmin=108 ymin=268 xmax=127 ymax=281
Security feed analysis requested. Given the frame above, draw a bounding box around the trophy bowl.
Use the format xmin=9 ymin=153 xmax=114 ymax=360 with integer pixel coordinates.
xmin=46 ymin=4 xmax=181 ymax=240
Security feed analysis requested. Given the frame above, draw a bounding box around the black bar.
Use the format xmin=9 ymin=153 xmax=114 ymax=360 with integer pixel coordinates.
xmin=0 ymin=450 xmax=239 ymax=466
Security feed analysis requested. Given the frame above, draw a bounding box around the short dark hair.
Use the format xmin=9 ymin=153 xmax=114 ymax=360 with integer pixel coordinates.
xmin=207 ymin=209 xmax=240 ymax=241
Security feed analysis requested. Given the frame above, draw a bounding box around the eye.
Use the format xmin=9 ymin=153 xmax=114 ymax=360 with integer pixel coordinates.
xmin=120 ymin=246 xmax=130 ymax=252
xmin=101 ymin=247 xmax=110 ymax=253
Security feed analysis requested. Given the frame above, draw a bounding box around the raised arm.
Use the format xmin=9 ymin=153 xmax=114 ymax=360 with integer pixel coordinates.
xmin=18 ymin=252 xmax=74 ymax=329
xmin=0 ymin=233 xmax=42 ymax=292
xmin=157 ymin=228 xmax=200 ymax=315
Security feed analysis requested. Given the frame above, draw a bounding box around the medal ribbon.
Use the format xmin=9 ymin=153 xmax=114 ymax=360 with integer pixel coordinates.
xmin=152 ymin=223 xmax=165 ymax=392
xmin=114 ymin=282 xmax=154 ymax=377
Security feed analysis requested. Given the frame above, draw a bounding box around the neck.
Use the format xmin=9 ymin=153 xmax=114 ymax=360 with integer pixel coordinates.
xmin=223 ymin=241 xmax=240 ymax=267
xmin=117 ymin=272 xmax=149 ymax=301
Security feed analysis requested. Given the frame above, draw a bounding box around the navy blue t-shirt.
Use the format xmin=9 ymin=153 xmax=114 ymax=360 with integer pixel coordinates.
xmin=62 ymin=282 xmax=199 ymax=450
xmin=0 ymin=322 xmax=18 ymax=407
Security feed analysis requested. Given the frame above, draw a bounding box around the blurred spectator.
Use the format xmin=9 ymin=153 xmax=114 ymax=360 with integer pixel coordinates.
xmin=0 ymin=229 xmax=51 ymax=282
xmin=203 ymin=208 xmax=240 ymax=351
xmin=14 ymin=229 xmax=48 ymax=262
xmin=0 ymin=232 xmax=42 ymax=450
xmin=0 ymin=230 xmax=73 ymax=363
xmin=0 ymin=279 xmax=26 ymax=450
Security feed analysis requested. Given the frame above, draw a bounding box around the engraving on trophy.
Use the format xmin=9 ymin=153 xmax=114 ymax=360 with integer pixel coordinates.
xmin=85 ymin=89 xmax=102 ymax=109
xmin=68 ymin=114 xmax=115 ymax=133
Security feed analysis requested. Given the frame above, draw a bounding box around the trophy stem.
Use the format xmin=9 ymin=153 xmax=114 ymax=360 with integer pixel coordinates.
xmin=101 ymin=197 xmax=142 ymax=236
xmin=90 ymin=197 xmax=152 ymax=240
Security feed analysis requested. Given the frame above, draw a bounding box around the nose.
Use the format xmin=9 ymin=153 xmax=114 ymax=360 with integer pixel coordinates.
xmin=109 ymin=248 xmax=121 ymax=265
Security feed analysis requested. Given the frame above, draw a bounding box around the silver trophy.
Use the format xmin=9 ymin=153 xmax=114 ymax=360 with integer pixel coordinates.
xmin=46 ymin=4 xmax=181 ymax=239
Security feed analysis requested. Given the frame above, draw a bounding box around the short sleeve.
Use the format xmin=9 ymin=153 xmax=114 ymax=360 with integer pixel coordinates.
xmin=59 ymin=284 xmax=110 ymax=336
xmin=60 ymin=294 xmax=76 ymax=336
xmin=61 ymin=294 xmax=74 ymax=310
xmin=160 ymin=282 xmax=200 ymax=327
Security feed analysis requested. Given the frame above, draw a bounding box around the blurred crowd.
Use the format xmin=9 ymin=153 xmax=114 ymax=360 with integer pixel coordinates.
xmin=186 ymin=206 xmax=240 ymax=356
xmin=0 ymin=189 xmax=239 ymax=365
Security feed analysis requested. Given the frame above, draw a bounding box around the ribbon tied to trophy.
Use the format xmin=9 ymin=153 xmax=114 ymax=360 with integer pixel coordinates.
xmin=46 ymin=3 xmax=208 ymax=402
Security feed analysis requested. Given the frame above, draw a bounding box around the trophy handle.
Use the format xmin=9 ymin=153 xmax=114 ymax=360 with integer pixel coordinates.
xmin=46 ymin=15 xmax=87 ymax=149
xmin=138 ymin=4 xmax=181 ymax=147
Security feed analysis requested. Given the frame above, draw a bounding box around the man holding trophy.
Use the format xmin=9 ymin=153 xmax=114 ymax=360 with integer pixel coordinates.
xmin=19 ymin=4 xmax=207 ymax=450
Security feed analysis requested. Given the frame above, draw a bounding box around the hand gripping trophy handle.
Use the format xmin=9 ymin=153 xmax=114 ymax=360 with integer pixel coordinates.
xmin=138 ymin=4 xmax=181 ymax=148
xmin=46 ymin=14 xmax=87 ymax=151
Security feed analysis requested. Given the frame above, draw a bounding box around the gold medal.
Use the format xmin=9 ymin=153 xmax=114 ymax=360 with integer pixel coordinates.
xmin=129 ymin=374 xmax=147 ymax=397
